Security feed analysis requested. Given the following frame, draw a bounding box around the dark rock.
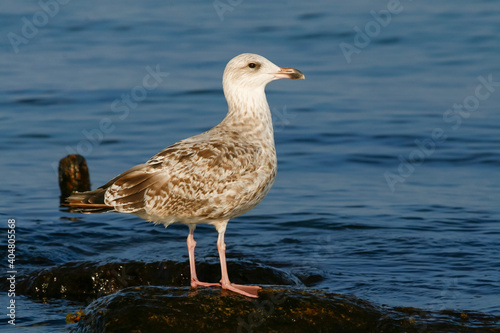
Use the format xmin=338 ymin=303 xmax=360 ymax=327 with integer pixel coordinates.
xmin=73 ymin=287 xmax=500 ymax=333
xmin=291 ymin=267 xmax=325 ymax=286
xmin=7 ymin=261 xmax=500 ymax=332
xmin=15 ymin=260 xmax=300 ymax=302
xmin=74 ymin=287 xmax=385 ymax=333
xmin=301 ymin=273 xmax=324 ymax=286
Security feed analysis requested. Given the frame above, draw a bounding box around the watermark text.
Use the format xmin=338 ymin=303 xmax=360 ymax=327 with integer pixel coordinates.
xmin=6 ymin=219 xmax=17 ymax=326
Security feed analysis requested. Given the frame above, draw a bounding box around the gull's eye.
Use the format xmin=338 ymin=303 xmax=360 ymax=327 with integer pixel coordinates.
xmin=248 ymin=63 xmax=256 ymax=69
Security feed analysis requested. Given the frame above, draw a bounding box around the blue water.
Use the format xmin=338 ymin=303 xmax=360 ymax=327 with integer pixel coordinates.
xmin=1 ymin=0 xmax=500 ymax=330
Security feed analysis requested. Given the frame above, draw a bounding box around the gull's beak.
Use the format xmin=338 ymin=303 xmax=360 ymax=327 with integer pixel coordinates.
xmin=273 ymin=67 xmax=305 ymax=80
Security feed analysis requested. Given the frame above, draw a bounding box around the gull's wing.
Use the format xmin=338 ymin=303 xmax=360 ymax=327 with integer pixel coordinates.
xmin=68 ymin=137 xmax=272 ymax=222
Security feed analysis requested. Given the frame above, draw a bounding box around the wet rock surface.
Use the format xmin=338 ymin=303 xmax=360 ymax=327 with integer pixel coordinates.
xmin=73 ymin=287 xmax=499 ymax=333
xmin=75 ymin=287 xmax=381 ymax=333
xmin=15 ymin=260 xmax=299 ymax=301
xmin=5 ymin=261 xmax=500 ymax=332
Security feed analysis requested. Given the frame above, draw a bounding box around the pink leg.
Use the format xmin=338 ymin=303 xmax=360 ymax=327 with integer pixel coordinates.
xmin=216 ymin=222 xmax=262 ymax=298
xmin=187 ymin=225 xmax=220 ymax=289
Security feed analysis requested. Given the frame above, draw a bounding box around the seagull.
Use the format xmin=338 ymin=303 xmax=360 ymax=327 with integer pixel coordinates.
xmin=67 ymin=53 xmax=305 ymax=298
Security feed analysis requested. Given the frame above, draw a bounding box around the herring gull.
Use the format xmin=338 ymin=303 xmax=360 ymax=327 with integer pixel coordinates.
xmin=67 ymin=53 xmax=305 ymax=298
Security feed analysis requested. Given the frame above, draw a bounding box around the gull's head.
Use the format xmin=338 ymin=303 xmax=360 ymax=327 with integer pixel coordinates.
xmin=223 ymin=53 xmax=305 ymax=93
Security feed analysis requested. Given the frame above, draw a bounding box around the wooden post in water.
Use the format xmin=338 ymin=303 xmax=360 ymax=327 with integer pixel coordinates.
xmin=58 ymin=154 xmax=91 ymax=201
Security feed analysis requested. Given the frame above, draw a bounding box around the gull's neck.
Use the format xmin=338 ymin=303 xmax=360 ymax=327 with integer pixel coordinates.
xmin=220 ymin=85 xmax=275 ymax=145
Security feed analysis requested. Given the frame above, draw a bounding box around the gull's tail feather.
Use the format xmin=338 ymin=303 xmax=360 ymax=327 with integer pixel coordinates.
xmin=64 ymin=164 xmax=148 ymax=214
xmin=66 ymin=188 xmax=114 ymax=213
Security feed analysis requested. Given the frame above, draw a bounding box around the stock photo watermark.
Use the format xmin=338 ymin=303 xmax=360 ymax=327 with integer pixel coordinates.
xmin=339 ymin=0 xmax=413 ymax=64
xmin=213 ymin=0 xmax=243 ymax=21
xmin=271 ymin=105 xmax=295 ymax=132
xmin=6 ymin=219 xmax=17 ymax=326
xmin=7 ymin=0 xmax=72 ymax=54
xmin=385 ymin=74 xmax=499 ymax=192
xmin=237 ymin=292 xmax=286 ymax=333
xmin=51 ymin=65 xmax=169 ymax=174
xmin=376 ymin=277 xmax=463 ymax=332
